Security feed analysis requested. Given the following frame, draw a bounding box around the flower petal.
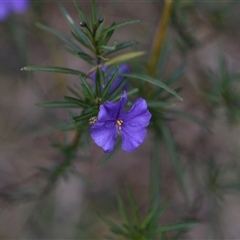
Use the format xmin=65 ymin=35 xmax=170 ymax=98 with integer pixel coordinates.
xmin=122 ymin=98 xmax=151 ymax=128
xmin=90 ymin=122 xmax=118 ymax=153
xmin=119 ymin=64 xmax=131 ymax=74
xmin=121 ymin=125 xmax=147 ymax=152
xmin=109 ymin=64 xmax=130 ymax=92
xmin=12 ymin=0 xmax=29 ymax=13
xmin=98 ymin=91 xmax=127 ymax=121
xmin=97 ymin=104 xmax=114 ymax=122
xmin=0 ymin=3 xmax=10 ymax=21
xmin=90 ymin=64 xmax=129 ymax=93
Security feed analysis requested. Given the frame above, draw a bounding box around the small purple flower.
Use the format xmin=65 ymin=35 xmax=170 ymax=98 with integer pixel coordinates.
xmin=0 ymin=0 xmax=29 ymax=21
xmin=90 ymin=64 xmax=130 ymax=93
xmin=90 ymin=91 xmax=152 ymax=153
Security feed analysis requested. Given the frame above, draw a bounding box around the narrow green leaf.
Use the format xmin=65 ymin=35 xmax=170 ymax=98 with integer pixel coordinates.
xmin=117 ymin=193 xmax=133 ymax=233
xmin=154 ymin=222 xmax=197 ymax=233
xmin=126 ymin=88 xmax=139 ymax=97
xmin=111 ymin=229 xmax=129 ymax=236
xmin=150 ymin=138 xmax=161 ymax=209
xmin=73 ymin=0 xmax=89 ymax=26
xmin=142 ymin=200 xmax=170 ymax=229
xmin=167 ymin=109 xmax=211 ymax=132
xmin=110 ymin=88 xmax=139 ymax=102
xmin=100 ymin=20 xmax=140 ymax=38
xmin=95 ymin=67 xmax=103 ymax=97
xmin=105 ymin=41 xmax=139 ymax=56
xmin=141 ymin=208 xmax=159 ymax=230
xmin=121 ymin=73 xmax=183 ymax=101
xmin=161 ymin=87 xmax=183 ymax=102
xmin=97 ymin=12 xmax=104 ymax=35
xmin=79 ymin=75 xmax=95 ymax=100
xmin=64 ymin=96 xmax=88 ymax=108
xmin=76 ymin=50 xmax=95 ymax=62
xmin=107 ymin=80 xmax=127 ymax=102
xmin=161 ymin=124 xmax=188 ymax=203
xmin=126 ymin=186 xmax=141 ymax=228
xmin=102 ymin=67 xmax=119 ymax=101
xmin=100 ymin=44 xmax=117 ymax=51
xmin=63 ymin=47 xmax=94 ymax=65
xmin=121 ymin=223 xmax=133 ymax=233
xmin=72 ymin=110 xmax=97 ymax=122
xmin=36 ymin=22 xmax=82 ymax=52
xmin=71 ymin=31 xmax=94 ymax=51
xmin=22 ymin=66 xmax=85 ymax=76
xmin=97 ymin=55 xmax=110 ymax=62
xmin=106 ymin=51 xmax=145 ymax=66
xmin=67 ymin=86 xmax=81 ymax=98
xmin=98 ymin=216 xmax=125 ymax=234
xmin=36 ymin=101 xmax=80 ymax=108
xmin=91 ymin=0 xmax=96 ymax=28
xmin=101 ymin=23 xmax=115 ymax=45
xmin=59 ymin=4 xmax=90 ymax=48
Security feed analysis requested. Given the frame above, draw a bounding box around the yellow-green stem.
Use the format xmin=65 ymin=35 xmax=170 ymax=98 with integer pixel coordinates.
xmin=148 ymin=0 xmax=173 ymax=78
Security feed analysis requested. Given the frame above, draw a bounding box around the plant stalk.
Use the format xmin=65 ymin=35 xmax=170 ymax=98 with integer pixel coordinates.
xmin=148 ymin=0 xmax=173 ymax=78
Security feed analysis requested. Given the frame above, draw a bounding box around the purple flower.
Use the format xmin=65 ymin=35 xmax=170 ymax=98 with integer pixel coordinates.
xmin=90 ymin=64 xmax=130 ymax=93
xmin=90 ymin=91 xmax=152 ymax=153
xmin=0 ymin=0 xmax=29 ymax=21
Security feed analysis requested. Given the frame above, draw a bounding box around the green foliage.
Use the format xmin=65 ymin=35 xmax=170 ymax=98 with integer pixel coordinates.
xmin=20 ymin=1 xmax=150 ymax=194
xmin=106 ymin=51 xmax=145 ymax=66
xmin=100 ymin=187 xmax=196 ymax=240
xmin=36 ymin=22 xmax=84 ymax=52
xmin=23 ymin=0 xmax=209 ymax=218
xmin=120 ymin=73 xmax=183 ymax=101
xmin=161 ymin=124 xmax=188 ymax=203
xmin=101 ymin=67 xmax=119 ymax=101
xmin=17 ymin=0 xmax=224 ymax=238
xmin=203 ymin=53 xmax=240 ymax=124
xmin=22 ymin=65 xmax=85 ymax=76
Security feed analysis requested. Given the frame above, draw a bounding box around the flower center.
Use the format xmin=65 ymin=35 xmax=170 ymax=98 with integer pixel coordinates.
xmin=116 ymin=119 xmax=123 ymax=130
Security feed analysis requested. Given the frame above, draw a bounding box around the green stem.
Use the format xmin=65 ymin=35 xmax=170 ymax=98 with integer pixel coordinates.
xmin=150 ymin=136 xmax=161 ymax=209
xmin=50 ymin=129 xmax=81 ymax=183
xmin=148 ymin=0 xmax=173 ymax=78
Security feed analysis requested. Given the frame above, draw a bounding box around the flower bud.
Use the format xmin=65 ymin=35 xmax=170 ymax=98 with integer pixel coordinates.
xmin=80 ymin=21 xmax=87 ymax=27
xmin=98 ymin=18 xmax=104 ymax=23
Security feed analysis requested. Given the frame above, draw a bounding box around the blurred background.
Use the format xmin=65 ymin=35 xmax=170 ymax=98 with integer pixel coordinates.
xmin=1 ymin=0 xmax=240 ymax=239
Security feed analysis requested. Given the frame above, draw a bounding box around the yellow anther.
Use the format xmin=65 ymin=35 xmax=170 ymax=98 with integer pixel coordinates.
xmin=116 ymin=119 xmax=123 ymax=130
